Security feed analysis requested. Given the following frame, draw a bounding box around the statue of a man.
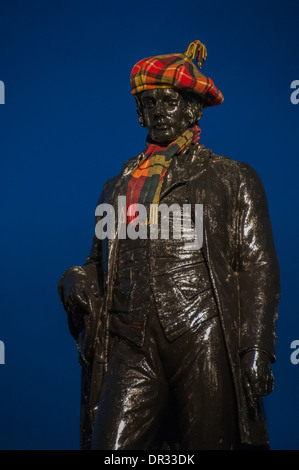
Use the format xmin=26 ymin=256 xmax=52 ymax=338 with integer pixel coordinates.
xmin=58 ymin=41 xmax=280 ymax=450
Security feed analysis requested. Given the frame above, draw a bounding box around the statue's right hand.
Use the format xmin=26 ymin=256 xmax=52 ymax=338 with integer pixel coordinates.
xmin=58 ymin=266 xmax=96 ymax=317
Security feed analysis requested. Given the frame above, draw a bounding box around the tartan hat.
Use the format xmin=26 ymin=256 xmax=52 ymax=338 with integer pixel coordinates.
xmin=130 ymin=40 xmax=223 ymax=108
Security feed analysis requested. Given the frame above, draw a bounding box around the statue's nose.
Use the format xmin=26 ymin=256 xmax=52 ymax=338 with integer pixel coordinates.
xmin=154 ymin=100 xmax=165 ymax=116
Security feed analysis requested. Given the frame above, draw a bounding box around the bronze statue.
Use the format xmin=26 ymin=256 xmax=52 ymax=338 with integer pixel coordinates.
xmin=58 ymin=40 xmax=280 ymax=450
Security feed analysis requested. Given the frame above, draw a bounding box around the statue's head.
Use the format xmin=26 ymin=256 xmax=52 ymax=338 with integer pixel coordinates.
xmin=134 ymin=88 xmax=203 ymax=144
xmin=130 ymin=40 xmax=223 ymax=144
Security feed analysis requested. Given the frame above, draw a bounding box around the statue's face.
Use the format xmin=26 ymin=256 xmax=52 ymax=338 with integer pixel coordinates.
xmin=139 ymin=88 xmax=190 ymax=144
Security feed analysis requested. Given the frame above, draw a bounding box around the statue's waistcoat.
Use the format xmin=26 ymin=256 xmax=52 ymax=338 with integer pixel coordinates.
xmin=109 ymin=182 xmax=218 ymax=347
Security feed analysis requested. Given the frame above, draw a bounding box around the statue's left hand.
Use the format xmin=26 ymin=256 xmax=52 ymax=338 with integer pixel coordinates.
xmin=241 ymin=350 xmax=274 ymax=407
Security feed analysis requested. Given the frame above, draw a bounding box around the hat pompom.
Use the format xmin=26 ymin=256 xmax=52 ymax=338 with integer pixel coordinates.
xmin=184 ymin=40 xmax=207 ymax=69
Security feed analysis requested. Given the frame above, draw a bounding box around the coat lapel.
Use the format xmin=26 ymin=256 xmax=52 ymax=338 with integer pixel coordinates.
xmin=110 ymin=143 xmax=211 ymax=214
xmin=111 ymin=152 xmax=145 ymax=203
xmin=160 ymin=143 xmax=210 ymax=202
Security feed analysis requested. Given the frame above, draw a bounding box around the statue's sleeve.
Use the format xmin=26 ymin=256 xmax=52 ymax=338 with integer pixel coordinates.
xmin=58 ymin=185 xmax=107 ymax=353
xmin=74 ymin=186 xmax=108 ymax=364
xmin=237 ymin=163 xmax=280 ymax=361
xmin=82 ymin=174 xmax=118 ymax=293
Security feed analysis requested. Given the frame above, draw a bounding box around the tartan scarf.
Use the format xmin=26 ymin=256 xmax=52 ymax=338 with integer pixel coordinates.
xmin=126 ymin=124 xmax=201 ymax=223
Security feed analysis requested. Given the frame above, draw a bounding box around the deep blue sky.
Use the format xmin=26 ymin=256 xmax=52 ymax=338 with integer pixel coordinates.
xmin=0 ymin=0 xmax=298 ymax=450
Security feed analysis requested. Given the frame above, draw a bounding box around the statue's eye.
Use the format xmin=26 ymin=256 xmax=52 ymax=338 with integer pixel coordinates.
xmin=143 ymin=100 xmax=155 ymax=109
xmin=166 ymin=99 xmax=178 ymax=107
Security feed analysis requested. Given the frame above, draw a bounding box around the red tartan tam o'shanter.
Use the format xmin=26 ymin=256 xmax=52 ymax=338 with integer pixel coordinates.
xmin=130 ymin=40 xmax=223 ymax=108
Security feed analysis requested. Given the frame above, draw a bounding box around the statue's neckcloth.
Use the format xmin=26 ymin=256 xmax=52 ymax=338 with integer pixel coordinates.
xmin=126 ymin=125 xmax=201 ymax=223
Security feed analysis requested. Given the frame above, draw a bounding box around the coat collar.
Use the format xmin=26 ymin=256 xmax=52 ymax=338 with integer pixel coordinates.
xmin=159 ymin=142 xmax=211 ymax=201
xmin=113 ymin=142 xmax=211 ymax=204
